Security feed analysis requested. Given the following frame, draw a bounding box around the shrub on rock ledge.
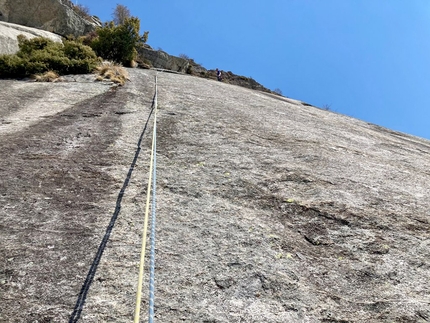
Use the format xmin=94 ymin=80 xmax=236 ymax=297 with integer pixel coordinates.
xmin=90 ymin=17 xmax=148 ymax=67
xmin=0 ymin=35 xmax=99 ymax=78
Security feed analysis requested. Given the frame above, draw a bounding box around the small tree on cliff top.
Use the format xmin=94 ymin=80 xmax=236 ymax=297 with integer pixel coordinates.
xmin=73 ymin=4 xmax=91 ymax=19
xmin=112 ymin=4 xmax=131 ymax=25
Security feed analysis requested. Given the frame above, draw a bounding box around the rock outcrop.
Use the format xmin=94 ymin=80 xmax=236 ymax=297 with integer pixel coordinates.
xmin=137 ymin=46 xmax=190 ymax=73
xmin=205 ymin=69 xmax=274 ymax=93
xmin=0 ymin=21 xmax=62 ymax=55
xmin=137 ymin=45 xmax=276 ymax=94
xmin=0 ymin=0 xmax=99 ymax=37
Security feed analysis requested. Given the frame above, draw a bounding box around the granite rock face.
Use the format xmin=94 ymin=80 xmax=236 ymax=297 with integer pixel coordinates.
xmin=137 ymin=46 xmax=190 ymax=73
xmin=0 ymin=21 xmax=62 ymax=55
xmin=0 ymin=0 xmax=99 ymax=37
xmin=1 ymin=69 xmax=429 ymax=322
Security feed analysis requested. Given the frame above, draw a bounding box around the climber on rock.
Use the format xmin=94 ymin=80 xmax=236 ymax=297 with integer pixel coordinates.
xmin=216 ymin=68 xmax=222 ymax=82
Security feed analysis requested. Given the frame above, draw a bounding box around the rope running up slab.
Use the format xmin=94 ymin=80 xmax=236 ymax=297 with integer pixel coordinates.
xmin=69 ymin=82 xmax=157 ymax=323
xmin=134 ymin=74 xmax=158 ymax=323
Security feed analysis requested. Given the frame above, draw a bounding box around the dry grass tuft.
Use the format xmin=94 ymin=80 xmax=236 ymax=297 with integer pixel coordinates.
xmin=130 ymin=60 xmax=138 ymax=68
xmin=34 ymin=71 xmax=60 ymax=82
xmin=94 ymin=61 xmax=129 ymax=85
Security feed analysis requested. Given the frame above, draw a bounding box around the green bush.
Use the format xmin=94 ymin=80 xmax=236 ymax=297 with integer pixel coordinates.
xmin=90 ymin=17 xmax=148 ymax=66
xmin=0 ymin=36 xmax=99 ymax=78
xmin=64 ymin=40 xmax=97 ymax=61
xmin=0 ymin=55 xmax=27 ymax=76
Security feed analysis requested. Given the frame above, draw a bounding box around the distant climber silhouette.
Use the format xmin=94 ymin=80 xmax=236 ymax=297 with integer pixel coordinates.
xmin=216 ymin=68 xmax=222 ymax=82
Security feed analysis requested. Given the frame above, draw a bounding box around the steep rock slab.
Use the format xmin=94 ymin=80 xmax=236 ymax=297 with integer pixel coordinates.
xmin=0 ymin=21 xmax=62 ymax=55
xmin=0 ymin=0 xmax=98 ymax=37
xmin=1 ymin=69 xmax=430 ymax=322
xmin=0 ymin=74 xmax=155 ymax=322
xmin=143 ymin=72 xmax=430 ymax=322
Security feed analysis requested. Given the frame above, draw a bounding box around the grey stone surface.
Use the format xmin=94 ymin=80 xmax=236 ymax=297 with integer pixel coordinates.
xmin=137 ymin=47 xmax=190 ymax=73
xmin=0 ymin=0 xmax=99 ymax=37
xmin=0 ymin=69 xmax=429 ymax=322
xmin=0 ymin=21 xmax=62 ymax=54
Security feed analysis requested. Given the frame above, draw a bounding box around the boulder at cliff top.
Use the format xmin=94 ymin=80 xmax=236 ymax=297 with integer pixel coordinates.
xmin=0 ymin=0 xmax=99 ymax=37
xmin=137 ymin=46 xmax=191 ymax=73
xmin=0 ymin=21 xmax=62 ymax=55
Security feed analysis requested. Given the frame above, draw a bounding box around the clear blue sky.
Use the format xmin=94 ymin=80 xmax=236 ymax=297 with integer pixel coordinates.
xmin=80 ymin=0 xmax=430 ymax=140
